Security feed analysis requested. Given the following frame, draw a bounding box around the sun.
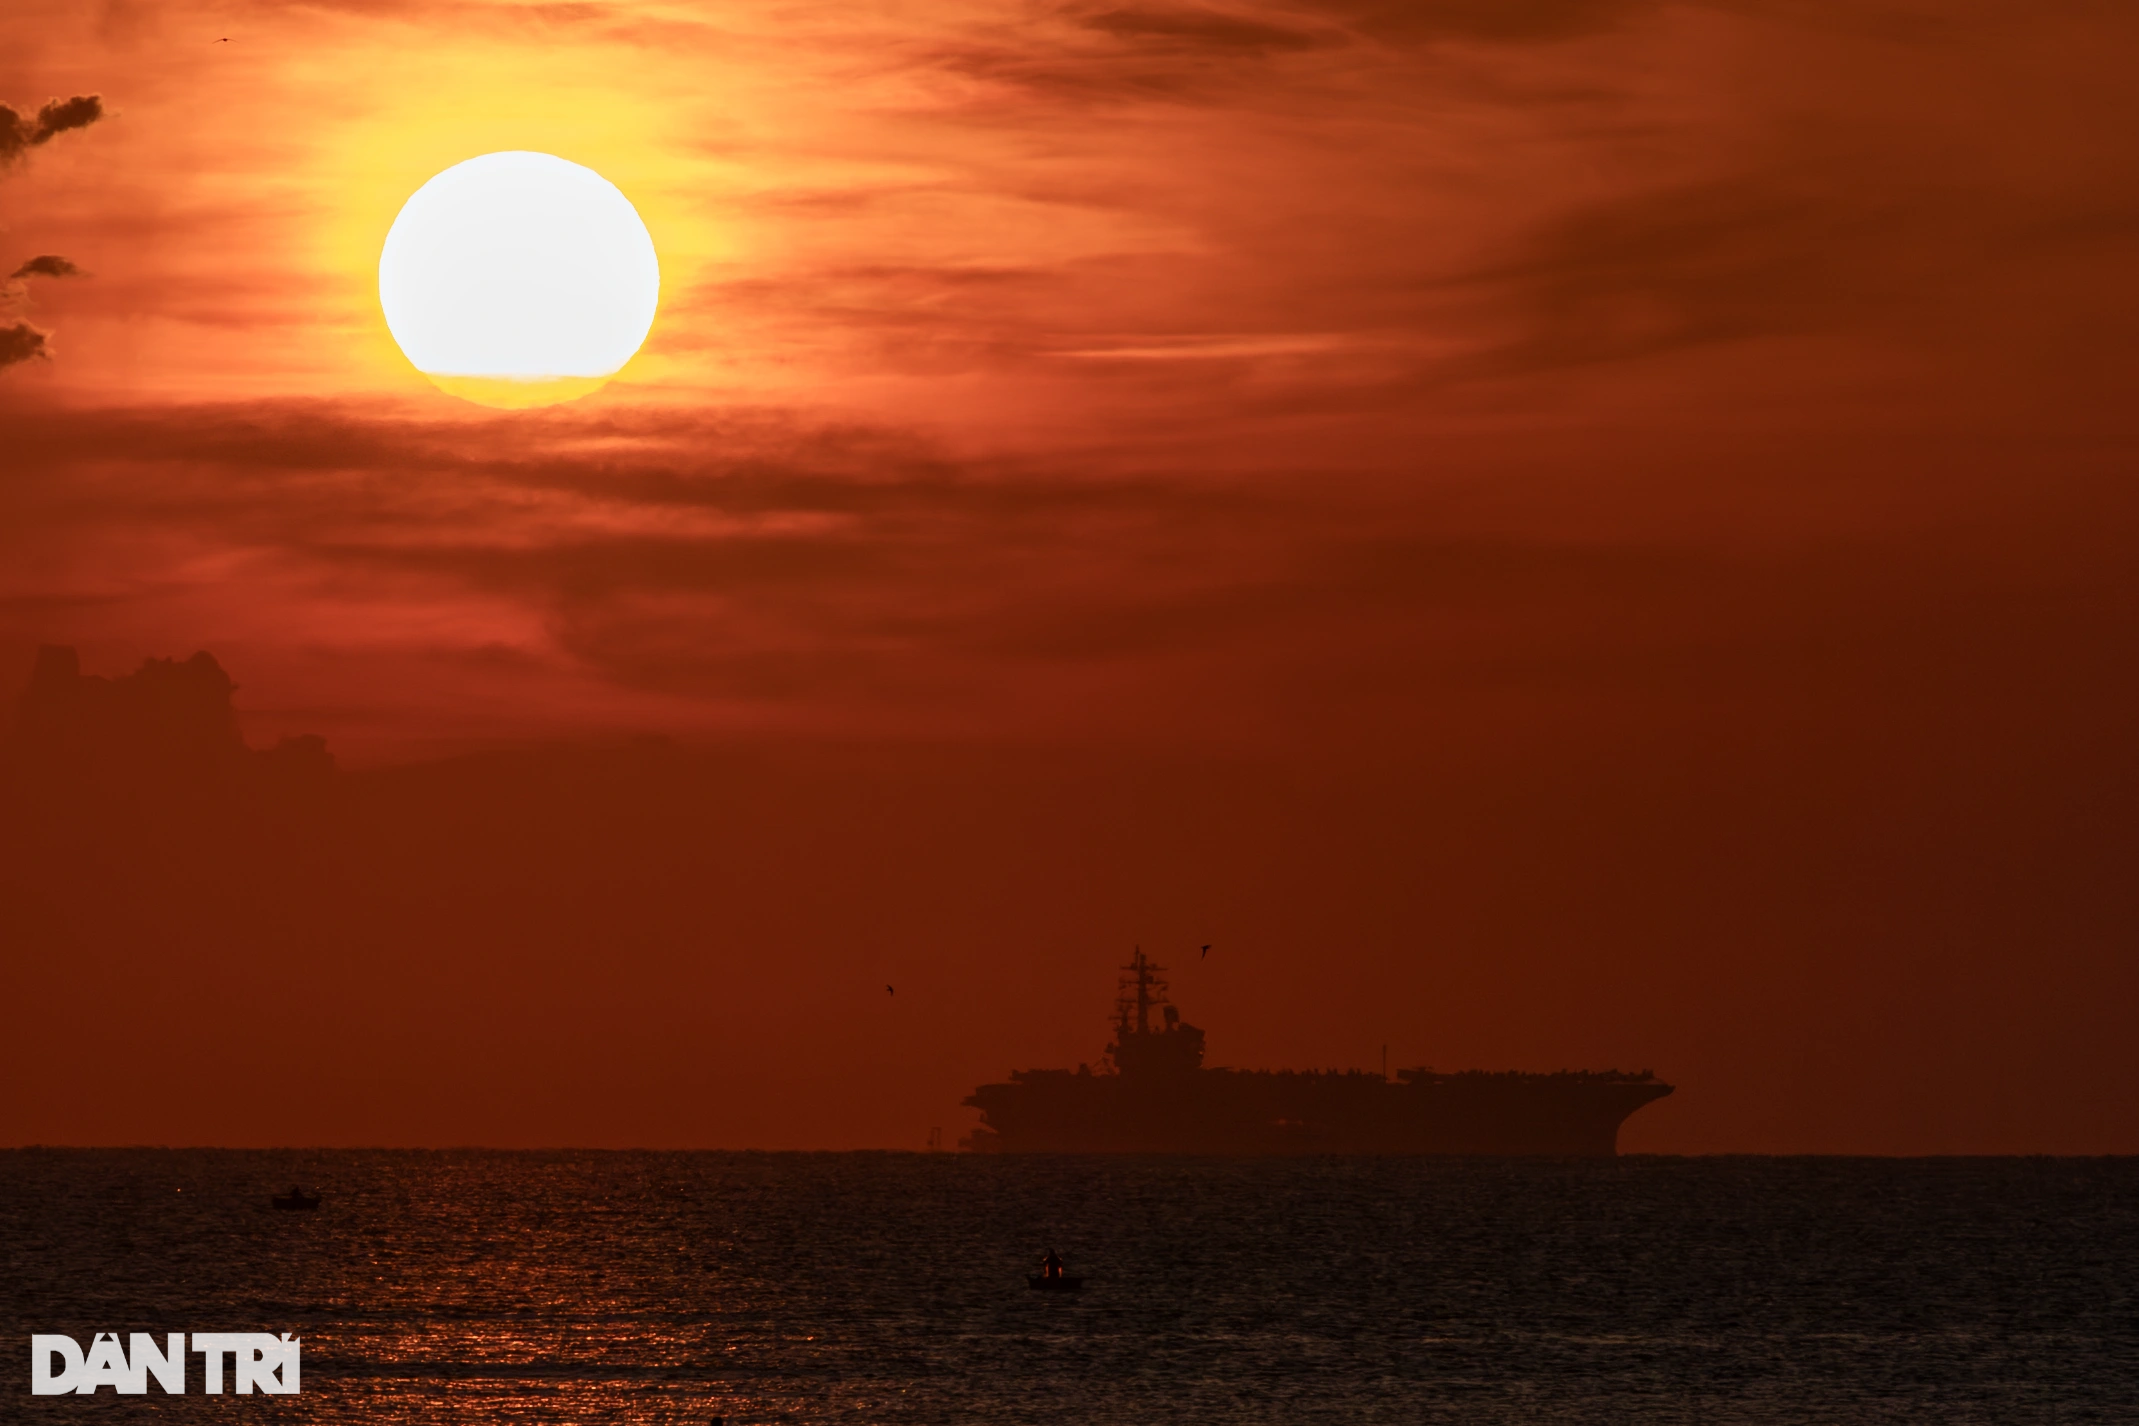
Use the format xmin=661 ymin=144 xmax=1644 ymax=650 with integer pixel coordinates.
xmin=378 ymin=152 xmax=660 ymax=409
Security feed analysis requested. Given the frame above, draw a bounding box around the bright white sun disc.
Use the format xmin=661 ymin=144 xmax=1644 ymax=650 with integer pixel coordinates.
xmin=379 ymin=152 xmax=659 ymax=405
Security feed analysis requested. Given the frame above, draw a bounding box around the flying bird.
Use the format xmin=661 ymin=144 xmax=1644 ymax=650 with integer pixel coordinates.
xmin=887 ymin=984 xmax=895 ymax=996
xmin=1201 ymin=944 xmax=1211 ymax=959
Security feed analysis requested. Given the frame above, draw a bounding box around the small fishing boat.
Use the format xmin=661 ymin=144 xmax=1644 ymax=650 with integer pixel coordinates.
xmin=1027 ymin=1248 xmax=1081 ymax=1290
xmin=271 ymin=1187 xmax=320 ymax=1211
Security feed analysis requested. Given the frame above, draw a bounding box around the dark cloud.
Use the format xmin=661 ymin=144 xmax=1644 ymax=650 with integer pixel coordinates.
xmin=2 ymin=396 xmax=2132 ymax=735
xmin=0 ymin=95 xmax=105 ymax=166
xmin=1315 ymin=0 xmax=1643 ymax=43
xmin=33 ymin=94 xmax=104 ymax=138
xmin=1059 ymin=0 xmax=1643 ymax=58
xmin=1052 ymin=0 xmax=1644 ymax=66
xmin=1454 ymin=177 xmax=1858 ymax=374
xmin=9 ymin=255 xmax=84 ymax=280
xmin=1073 ymin=4 xmax=1327 ymax=54
xmin=0 ymin=399 xmax=1648 ymax=709
xmin=0 ymin=98 xmax=103 ymax=371
xmin=0 ymin=321 xmax=50 ymax=369
xmin=916 ymin=1 xmax=1343 ymax=106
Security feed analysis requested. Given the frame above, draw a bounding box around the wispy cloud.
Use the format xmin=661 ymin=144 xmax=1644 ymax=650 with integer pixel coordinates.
xmin=1070 ymin=3 xmax=1329 ymax=54
xmin=4 ymin=390 xmax=2131 ymax=767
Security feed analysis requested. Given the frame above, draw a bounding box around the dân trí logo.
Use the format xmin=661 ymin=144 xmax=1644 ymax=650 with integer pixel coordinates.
xmin=31 ymin=1333 xmax=300 ymax=1395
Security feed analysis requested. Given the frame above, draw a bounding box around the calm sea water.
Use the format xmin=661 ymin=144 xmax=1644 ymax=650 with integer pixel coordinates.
xmin=2 ymin=1151 xmax=2133 ymax=1423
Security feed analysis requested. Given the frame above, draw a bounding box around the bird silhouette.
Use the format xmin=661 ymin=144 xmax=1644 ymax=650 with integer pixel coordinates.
xmin=886 ymin=984 xmax=895 ymax=996
xmin=213 ymin=37 xmax=229 ymax=42
xmin=1201 ymin=944 xmax=1211 ymax=959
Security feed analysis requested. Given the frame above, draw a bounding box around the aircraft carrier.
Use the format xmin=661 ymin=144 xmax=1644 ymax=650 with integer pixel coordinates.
xmin=962 ymin=951 xmax=1672 ymax=1155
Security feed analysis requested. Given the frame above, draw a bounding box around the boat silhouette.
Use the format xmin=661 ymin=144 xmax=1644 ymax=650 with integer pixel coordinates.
xmin=271 ymin=1186 xmax=320 ymax=1211
xmin=964 ymin=950 xmax=1674 ymax=1155
xmin=1028 ymin=1248 xmax=1082 ymax=1290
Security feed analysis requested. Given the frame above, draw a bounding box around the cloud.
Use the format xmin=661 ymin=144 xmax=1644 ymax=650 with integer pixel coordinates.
xmin=9 ymin=255 xmax=84 ymax=280
xmin=0 ymin=321 xmax=50 ymax=369
xmin=0 ymin=398 xmax=1612 ymax=714
xmin=0 ymin=97 xmax=102 ymax=368
xmin=910 ymin=1 xmax=1350 ymax=107
xmin=0 ymin=95 xmax=105 ymax=166
xmin=1054 ymin=0 xmax=1645 ymax=63
xmin=2 ymin=262 xmax=85 ymax=374
xmin=1312 ymin=0 xmax=1644 ymax=43
xmin=1071 ymin=4 xmax=1327 ymax=54
xmin=1447 ymin=176 xmax=1861 ymax=375
xmin=0 ymin=393 xmax=2117 ymax=746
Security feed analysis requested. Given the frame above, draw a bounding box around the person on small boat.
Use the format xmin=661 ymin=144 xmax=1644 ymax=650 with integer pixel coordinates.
xmin=1042 ymin=1248 xmax=1064 ymax=1281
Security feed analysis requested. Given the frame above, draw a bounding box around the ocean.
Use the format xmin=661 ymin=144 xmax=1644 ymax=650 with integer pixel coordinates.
xmin=3 ymin=1151 xmax=2133 ymax=1423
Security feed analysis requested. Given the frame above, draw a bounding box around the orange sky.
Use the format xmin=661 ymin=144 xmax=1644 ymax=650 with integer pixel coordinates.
xmin=4 ymin=0 xmax=2139 ymax=1152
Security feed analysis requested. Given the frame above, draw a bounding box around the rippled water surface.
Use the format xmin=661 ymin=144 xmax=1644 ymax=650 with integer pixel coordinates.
xmin=3 ymin=1152 xmax=2134 ymax=1423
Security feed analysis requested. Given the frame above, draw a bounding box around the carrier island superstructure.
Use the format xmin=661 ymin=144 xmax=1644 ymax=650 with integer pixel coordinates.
xmin=962 ymin=951 xmax=1672 ymax=1155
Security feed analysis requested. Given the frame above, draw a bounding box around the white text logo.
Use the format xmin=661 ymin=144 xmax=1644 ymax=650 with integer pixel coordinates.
xmin=30 ymin=1333 xmax=300 ymax=1395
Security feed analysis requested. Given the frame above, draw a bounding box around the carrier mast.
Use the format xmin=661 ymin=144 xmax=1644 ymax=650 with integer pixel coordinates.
xmin=1106 ymin=949 xmax=1204 ymax=1077
xmin=1114 ymin=947 xmax=1168 ymax=1039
